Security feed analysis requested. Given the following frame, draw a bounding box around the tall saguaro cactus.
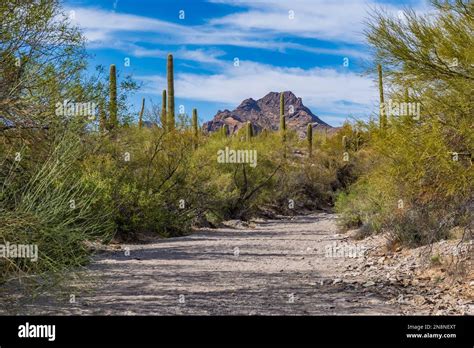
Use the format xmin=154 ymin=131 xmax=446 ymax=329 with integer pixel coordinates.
xmin=109 ymin=64 xmax=118 ymax=129
xmin=279 ymin=92 xmax=286 ymax=136
xmin=138 ymin=97 xmax=145 ymax=129
xmin=307 ymin=124 xmax=313 ymax=157
xmin=161 ymin=89 xmax=167 ymax=130
xmin=378 ymin=64 xmax=386 ymax=129
xmin=167 ymin=54 xmax=175 ymax=131
xmin=246 ymin=121 xmax=253 ymax=141
xmin=192 ymin=108 xmax=198 ymax=149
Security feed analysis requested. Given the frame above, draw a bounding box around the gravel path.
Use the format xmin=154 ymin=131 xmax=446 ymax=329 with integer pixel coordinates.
xmin=2 ymin=212 xmax=415 ymax=315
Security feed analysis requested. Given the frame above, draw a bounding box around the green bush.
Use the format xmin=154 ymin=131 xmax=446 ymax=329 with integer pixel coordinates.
xmin=0 ymin=131 xmax=113 ymax=285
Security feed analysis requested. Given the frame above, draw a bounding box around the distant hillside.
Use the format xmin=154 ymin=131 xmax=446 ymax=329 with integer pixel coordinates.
xmin=203 ymin=91 xmax=333 ymax=137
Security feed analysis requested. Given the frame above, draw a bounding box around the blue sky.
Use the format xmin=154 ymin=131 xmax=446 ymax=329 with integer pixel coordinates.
xmin=65 ymin=0 xmax=428 ymax=126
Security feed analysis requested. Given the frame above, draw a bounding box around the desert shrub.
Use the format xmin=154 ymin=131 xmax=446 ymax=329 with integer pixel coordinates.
xmin=336 ymin=116 xmax=473 ymax=245
xmin=335 ymin=172 xmax=393 ymax=233
xmin=81 ymin=126 xmax=202 ymax=239
xmin=336 ymin=1 xmax=474 ymax=246
xmin=0 ymin=130 xmax=114 ymax=285
xmin=189 ymin=130 xmax=285 ymax=220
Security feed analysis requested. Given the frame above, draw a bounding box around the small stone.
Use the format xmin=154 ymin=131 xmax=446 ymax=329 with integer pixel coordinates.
xmin=413 ymin=295 xmax=426 ymax=305
xmin=363 ymin=281 xmax=376 ymax=287
xmin=333 ymin=279 xmax=342 ymax=284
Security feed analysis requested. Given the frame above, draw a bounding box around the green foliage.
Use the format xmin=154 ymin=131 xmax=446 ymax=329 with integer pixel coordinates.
xmin=81 ymin=127 xmax=199 ymax=239
xmin=0 ymin=129 xmax=113 ymax=286
xmin=0 ymin=0 xmax=86 ymax=130
xmin=377 ymin=64 xmax=386 ymax=129
xmin=336 ymin=1 xmax=474 ymax=246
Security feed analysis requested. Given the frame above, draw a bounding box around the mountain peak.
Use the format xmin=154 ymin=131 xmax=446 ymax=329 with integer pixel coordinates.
xmin=204 ymin=91 xmax=331 ymax=137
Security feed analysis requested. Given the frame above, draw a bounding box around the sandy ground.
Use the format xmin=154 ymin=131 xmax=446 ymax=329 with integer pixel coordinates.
xmin=1 ymin=213 xmax=471 ymax=315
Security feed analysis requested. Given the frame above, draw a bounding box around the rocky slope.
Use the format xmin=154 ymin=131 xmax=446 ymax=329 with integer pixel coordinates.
xmin=203 ymin=91 xmax=332 ymax=137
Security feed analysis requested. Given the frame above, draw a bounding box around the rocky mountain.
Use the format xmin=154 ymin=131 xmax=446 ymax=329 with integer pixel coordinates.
xmin=203 ymin=91 xmax=332 ymax=137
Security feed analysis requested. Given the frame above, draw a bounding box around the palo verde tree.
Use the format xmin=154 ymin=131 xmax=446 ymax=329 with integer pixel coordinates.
xmin=0 ymin=0 xmax=86 ymax=130
xmin=339 ymin=0 xmax=474 ymax=245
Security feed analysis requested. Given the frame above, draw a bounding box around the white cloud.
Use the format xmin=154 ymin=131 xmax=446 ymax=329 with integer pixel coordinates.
xmin=70 ymin=7 xmax=184 ymax=34
xmin=138 ymin=60 xmax=378 ymax=119
xmin=207 ymin=0 xmax=428 ymax=43
xmin=66 ymin=3 xmax=382 ymax=58
xmin=209 ymin=0 xmax=369 ymax=43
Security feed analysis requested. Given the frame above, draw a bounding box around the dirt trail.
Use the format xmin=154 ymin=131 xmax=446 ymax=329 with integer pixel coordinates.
xmin=2 ymin=213 xmax=470 ymax=315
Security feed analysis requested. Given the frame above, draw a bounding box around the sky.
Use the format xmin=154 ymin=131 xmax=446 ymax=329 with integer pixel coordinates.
xmin=64 ymin=0 xmax=429 ymax=127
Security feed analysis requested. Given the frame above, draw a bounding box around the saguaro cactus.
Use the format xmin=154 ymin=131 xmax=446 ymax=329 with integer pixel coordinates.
xmin=109 ymin=64 xmax=118 ymax=129
xmin=307 ymin=124 xmax=313 ymax=157
xmin=246 ymin=121 xmax=253 ymax=141
xmin=161 ymin=89 xmax=167 ymax=130
xmin=279 ymin=92 xmax=286 ymax=134
xmin=192 ymin=108 xmax=198 ymax=149
xmin=221 ymin=124 xmax=228 ymax=138
xmin=138 ymin=97 xmax=145 ymax=129
xmin=167 ymin=54 xmax=175 ymax=131
xmin=342 ymin=135 xmax=348 ymax=151
xmin=378 ymin=64 xmax=386 ymax=129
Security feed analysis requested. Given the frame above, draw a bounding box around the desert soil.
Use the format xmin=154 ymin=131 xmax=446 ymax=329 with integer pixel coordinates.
xmin=1 ymin=213 xmax=472 ymax=315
